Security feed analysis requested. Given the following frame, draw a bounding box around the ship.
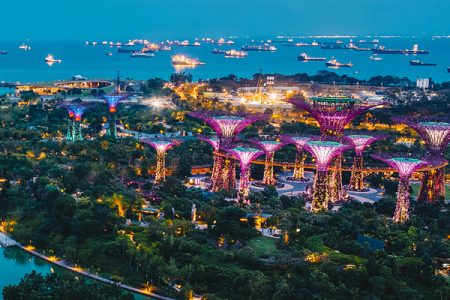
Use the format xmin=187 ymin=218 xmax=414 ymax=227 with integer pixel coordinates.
xmin=241 ymin=44 xmax=277 ymax=52
xmin=45 ymin=54 xmax=62 ymax=63
xmin=19 ymin=43 xmax=31 ymax=51
xmin=372 ymin=44 xmax=429 ymax=55
xmin=321 ymin=42 xmax=346 ymax=50
xmin=0 ymin=50 xmax=7 ymax=55
xmin=212 ymin=48 xmax=227 ymax=55
xmin=171 ymin=55 xmax=205 ymax=66
xmin=212 ymin=38 xmax=234 ymax=45
xmin=130 ymin=51 xmax=155 ymax=58
xmin=448 ymin=67 xmax=450 ymax=73
xmin=370 ymin=55 xmax=382 ymax=61
xmin=325 ymin=59 xmax=352 ymax=68
xmin=297 ymin=53 xmax=326 ymax=61
xmin=159 ymin=45 xmax=172 ymax=51
xmin=224 ymin=50 xmax=248 ymax=58
xmin=409 ymin=60 xmax=437 ymax=66
xmin=105 ymin=52 xmax=113 ymax=56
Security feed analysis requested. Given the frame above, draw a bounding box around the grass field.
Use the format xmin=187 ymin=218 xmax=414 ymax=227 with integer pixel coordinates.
xmin=247 ymin=236 xmax=278 ymax=257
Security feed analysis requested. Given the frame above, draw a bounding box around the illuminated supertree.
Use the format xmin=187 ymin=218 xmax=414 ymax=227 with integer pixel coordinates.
xmin=371 ymin=154 xmax=430 ymax=223
xmin=343 ymin=133 xmax=386 ymax=191
xmin=281 ymin=135 xmax=311 ymax=181
xmin=141 ymin=138 xmax=182 ymax=184
xmin=100 ymin=94 xmax=127 ymax=139
xmin=197 ymin=135 xmax=222 ymax=190
xmin=227 ymin=147 xmax=264 ymax=202
xmin=303 ymin=140 xmax=351 ymax=212
xmin=189 ymin=111 xmax=269 ymax=192
xmin=287 ymin=95 xmax=383 ymax=202
xmin=251 ymin=139 xmax=285 ymax=185
xmin=58 ymin=101 xmax=91 ymax=142
xmin=394 ymin=117 xmax=450 ymax=202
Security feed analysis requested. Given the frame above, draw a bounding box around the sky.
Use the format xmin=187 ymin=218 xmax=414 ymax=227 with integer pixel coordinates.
xmin=3 ymin=0 xmax=450 ymax=41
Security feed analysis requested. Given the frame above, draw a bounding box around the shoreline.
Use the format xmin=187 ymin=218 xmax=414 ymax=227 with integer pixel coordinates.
xmin=0 ymin=232 xmax=174 ymax=300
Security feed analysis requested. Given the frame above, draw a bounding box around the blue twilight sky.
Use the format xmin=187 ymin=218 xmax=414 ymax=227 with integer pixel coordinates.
xmin=3 ymin=0 xmax=450 ymax=40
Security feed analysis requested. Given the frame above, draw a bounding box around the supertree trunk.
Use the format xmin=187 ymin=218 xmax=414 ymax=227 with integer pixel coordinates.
xmin=155 ymin=152 xmax=166 ymax=184
xmin=220 ymin=157 xmax=236 ymax=192
xmin=393 ymin=177 xmax=411 ymax=223
xmin=328 ymin=155 xmax=343 ymax=202
xmin=312 ymin=170 xmax=329 ymax=212
xmin=238 ymin=168 xmax=251 ymax=201
xmin=349 ymin=155 xmax=365 ymax=191
xmin=66 ymin=119 xmax=74 ymax=141
xmin=262 ymin=152 xmax=276 ymax=185
xmin=293 ymin=152 xmax=306 ymax=180
xmin=73 ymin=121 xmax=83 ymax=142
xmin=418 ymin=168 xmax=446 ymax=203
xmin=108 ymin=113 xmax=117 ymax=139
xmin=210 ymin=153 xmax=224 ymax=191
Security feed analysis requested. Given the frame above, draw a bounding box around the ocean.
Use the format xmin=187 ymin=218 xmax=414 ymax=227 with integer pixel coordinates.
xmin=0 ymin=37 xmax=449 ymax=84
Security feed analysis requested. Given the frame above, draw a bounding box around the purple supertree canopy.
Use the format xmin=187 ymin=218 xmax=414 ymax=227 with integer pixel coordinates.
xmin=280 ymin=135 xmax=311 ymax=151
xmin=227 ymin=147 xmax=265 ymax=170
xmin=371 ymin=154 xmax=430 ymax=177
xmin=251 ymin=139 xmax=284 ymax=153
xmin=343 ymin=133 xmax=386 ymax=156
xmin=140 ymin=138 xmax=181 ymax=154
xmin=303 ymin=140 xmax=351 ymax=171
xmin=197 ymin=135 xmax=221 ymax=152
xmin=188 ymin=111 xmax=269 ymax=141
xmin=287 ymin=96 xmax=382 ymax=135
xmin=394 ymin=117 xmax=450 ymax=155
xmin=58 ymin=101 xmax=90 ymax=121
xmin=100 ymin=95 xmax=128 ymax=113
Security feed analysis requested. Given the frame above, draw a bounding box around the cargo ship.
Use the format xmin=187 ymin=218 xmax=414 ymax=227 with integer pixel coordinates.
xmin=370 ymin=55 xmax=382 ymax=61
xmin=447 ymin=67 xmax=450 ymax=73
xmin=224 ymin=50 xmax=248 ymax=58
xmin=297 ymin=53 xmax=326 ymax=61
xmin=45 ymin=54 xmax=62 ymax=63
xmin=241 ymin=44 xmax=277 ymax=52
xmin=321 ymin=42 xmax=346 ymax=50
xmin=372 ymin=44 xmax=429 ymax=55
xmin=212 ymin=48 xmax=227 ymax=55
xmin=130 ymin=52 xmax=155 ymax=58
xmin=325 ymin=59 xmax=352 ymax=68
xmin=409 ymin=60 xmax=437 ymax=66
xmin=171 ymin=55 xmax=205 ymax=66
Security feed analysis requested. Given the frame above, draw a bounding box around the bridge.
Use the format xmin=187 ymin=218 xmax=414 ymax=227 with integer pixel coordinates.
xmin=0 ymin=232 xmax=19 ymax=247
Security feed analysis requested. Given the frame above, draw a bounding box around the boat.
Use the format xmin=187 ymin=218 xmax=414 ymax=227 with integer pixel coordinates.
xmin=325 ymin=59 xmax=352 ymax=68
xmin=159 ymin=45 xmax=172 ymax=51
xmin=224 ymin=50 xmax=248 ymax=58
xmin=241 ymin=44 xmax=277 ymax=52
xmin=212 ymin=38 xmax=234 ymax=45
xmin=19 ymin=43 xmax=31 ymax=51
xmin=370 ymin=55 xmax=382 ymax=61
xmin=212 ymin=48 xmax=227 ymax=55
xmin=171 ymin=55 xmax=205 ymax=66
xmin=0 ymin=51 xmax=7 ymax=55
xmin=372 ymin=44 xmax=429 ymax=55
xmin=297 ymin=53 xmax=325 ymax=61
xmin=409 ymin=60 xmax=437 ymax=66
xmin=130 ymin=52 xmax=155 ymax=58
xmin=45 ymin=54 xmax=62 ymax=63
xmin=321 ymin=42 xmax=346 ymax=50
xmin=105 ymin=52 xmax=113 ymax=56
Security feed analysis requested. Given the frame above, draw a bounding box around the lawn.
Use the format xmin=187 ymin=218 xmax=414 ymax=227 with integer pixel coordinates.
xmin=247 ymin=236 xmax=278 ymax=257
xmin=410 ymin=183 xmax=450 ymax=200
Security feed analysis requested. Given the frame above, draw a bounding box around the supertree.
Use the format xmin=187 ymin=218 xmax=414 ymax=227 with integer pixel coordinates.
xmin=286 ymin=95 xmax=384 ymax=202
xmin=371 ymin=154 xmax=431 ymax=223
xmin=141 ymin=138 xmax=182 ymax=184
xmin=281 ymin=135 xmax=311 ymax=181
xmin=58 ymin=101 xmax=91 ymax=142
xmin=100 ymin=94 xmax=128 ymax=139
xmin=343 ymin=133 xmax=386 ymax=191
xmin=197 ymin=135 xmax=222 ymax=189
xmin=394 ymin=117 xmax=450 ymax=202
xmin=189 ymin=111 xmax=269 ymax=192
xmin=226 ymin=147 xmax=264 ymax=203
xmin=250 ymin=139 xmax=285 ymax=185
xmin=303 ymin=139 xmax=351 ymax=212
